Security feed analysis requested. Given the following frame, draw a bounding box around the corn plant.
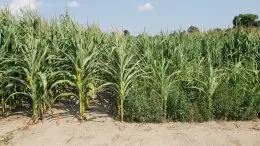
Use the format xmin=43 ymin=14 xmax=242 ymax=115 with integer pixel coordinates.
xmin=0 ymin=10 xmax=18 ymax=117
xmin=52 ymin=17 xmax=101 ymax=120
xmin=139 ymin=36 xmax=180 ymax=119
xmin=102 ymin=33 xmax=140 ymax=121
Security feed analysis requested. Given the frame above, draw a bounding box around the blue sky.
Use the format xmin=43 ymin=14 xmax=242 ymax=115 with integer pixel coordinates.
xmin=1 ymin=0 xmax=260 ymax=35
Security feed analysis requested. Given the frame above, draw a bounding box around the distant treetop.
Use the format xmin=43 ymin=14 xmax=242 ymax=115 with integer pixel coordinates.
xmin=187 ymin=26 xmax=200 ymax=33
xmin=233 ymin=13 xmax=260 ymax=28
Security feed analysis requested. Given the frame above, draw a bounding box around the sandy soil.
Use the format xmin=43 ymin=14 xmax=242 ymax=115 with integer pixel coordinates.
xmin=0 ymin=104 xmax=259 ymax=146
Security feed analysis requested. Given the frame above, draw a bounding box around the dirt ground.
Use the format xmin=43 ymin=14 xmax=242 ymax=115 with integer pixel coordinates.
xmin=0 ymin=103 xmax=259 ymax=146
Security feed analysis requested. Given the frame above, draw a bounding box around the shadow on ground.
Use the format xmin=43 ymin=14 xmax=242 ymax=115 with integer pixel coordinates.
xmin=0 ymin=90 xmax=117 ymax=123
xmin=45 ymin=90 xmax=117 ymax=122
xmin=0 ymin=105 xmax=32 ymax=119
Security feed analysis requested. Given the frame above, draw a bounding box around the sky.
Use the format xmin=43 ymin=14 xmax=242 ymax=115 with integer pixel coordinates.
xmin=0 ymin=0 xmax=260 ymax=35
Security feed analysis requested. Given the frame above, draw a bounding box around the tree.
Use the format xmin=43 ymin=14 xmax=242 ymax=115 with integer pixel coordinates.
xmin=256 ymin=20 xmax=260 ymax=27
xmin=213 ymin=28 xmax=222 ymax=32
xmin=187 ymin=26 xmax=199 ymax=33
xmin=233 ymin=14 xmax=260 ymax=27
xmin=123 ymin=29 xmax=130 ymax=36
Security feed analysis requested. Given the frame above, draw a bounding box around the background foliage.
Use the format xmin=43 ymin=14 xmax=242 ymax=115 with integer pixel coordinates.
xmin=0 ymin=10 xmax=259 ymax=123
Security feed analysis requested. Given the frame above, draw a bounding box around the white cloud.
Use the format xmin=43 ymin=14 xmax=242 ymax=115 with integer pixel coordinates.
xmin=0 ymin=0 xmax=51 ymax=15
xmin=137 ymin=3 xmax=154 ymax=12
xmin=8 ymin=0 xmax=37 ymax=14
xmin=67 ymin=1 xmax=80 ymax=8
xmin=36 ymin=1 xmax=52 ymax=7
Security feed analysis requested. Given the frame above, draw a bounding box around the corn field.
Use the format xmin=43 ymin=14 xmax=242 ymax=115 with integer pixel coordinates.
xmin=0 ymin=10 xmax=259 ymax=123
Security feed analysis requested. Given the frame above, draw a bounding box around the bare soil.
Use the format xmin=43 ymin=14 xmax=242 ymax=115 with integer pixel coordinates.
xmin=0 ymin=103 xmax=259 ymax=146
